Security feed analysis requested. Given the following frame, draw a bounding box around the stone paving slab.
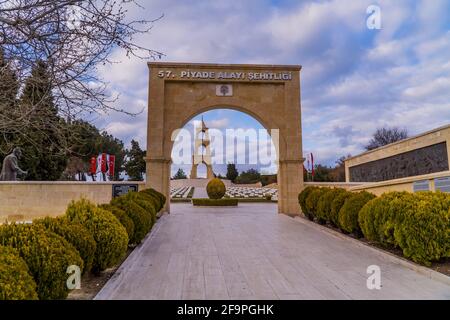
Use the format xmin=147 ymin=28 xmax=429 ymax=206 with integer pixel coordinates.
xmin=95 ymin=203 xmax=450 ymax=300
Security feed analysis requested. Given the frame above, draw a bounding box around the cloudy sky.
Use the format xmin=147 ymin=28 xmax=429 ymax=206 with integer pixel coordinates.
xmin=94 ymin=0 xmax=450 ymax=176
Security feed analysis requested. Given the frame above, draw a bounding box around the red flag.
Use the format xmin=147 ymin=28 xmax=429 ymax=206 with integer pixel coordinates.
xmin=108 ymin=155 xmax=116 ymax=179
xmin=100 ymin=153 xmax=107 ymax=173
xmin=89 ymin=157 xmax=97 ymax=174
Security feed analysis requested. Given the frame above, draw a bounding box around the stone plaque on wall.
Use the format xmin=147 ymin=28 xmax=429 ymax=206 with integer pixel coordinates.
xmin=349 ymin=142 xmax=449 ymax=182
xmin=112 ymin=184 xmax=138 ymax=198
xmin=413 ymin=180 xmax=430 ymax=192
xmin=435 ymin=176 xmax=450 ymax=193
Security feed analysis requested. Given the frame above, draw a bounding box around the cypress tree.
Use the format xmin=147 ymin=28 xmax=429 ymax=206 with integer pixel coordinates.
xmin=16 ymin=60 xmax=67 ymax=180
xmin=0 ymin=47 xmax=19 ymax=159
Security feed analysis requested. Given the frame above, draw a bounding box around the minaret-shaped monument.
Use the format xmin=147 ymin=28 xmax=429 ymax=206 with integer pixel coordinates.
xmin=190 ymin=117 xmax=214 ymax=179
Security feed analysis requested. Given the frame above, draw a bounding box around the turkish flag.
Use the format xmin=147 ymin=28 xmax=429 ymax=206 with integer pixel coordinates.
xmin=108 ymin=155 xmax=115 ymax=179
xmin=100 ymin=153 xmax=107 ymax=173
xmin=89 ymin=157 xmax=97 ymax=174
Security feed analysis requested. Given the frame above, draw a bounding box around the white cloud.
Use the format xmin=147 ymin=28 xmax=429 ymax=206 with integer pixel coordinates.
xmin=90 ymin=0 xmax=450 ymax=166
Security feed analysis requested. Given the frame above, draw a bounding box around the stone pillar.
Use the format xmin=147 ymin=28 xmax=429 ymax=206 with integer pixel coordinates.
xmin=278 ymin=159 xmax=304 ymax=215
xmin=146 ymin=158 xmax=171 ymax=213
xmin=206 ymin=165 xmax=214 ymax=179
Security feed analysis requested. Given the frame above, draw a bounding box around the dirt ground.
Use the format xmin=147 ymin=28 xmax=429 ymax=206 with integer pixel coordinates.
xmin=67 ymin=248 xmax=134 ymax=300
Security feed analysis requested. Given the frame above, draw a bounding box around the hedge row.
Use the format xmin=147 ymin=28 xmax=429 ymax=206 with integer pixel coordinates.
xmin=298 ymin=187 xmax=450 ymax=265
xmin=0 ymin=187 xmax=166 ymax=300
xmin=192 ymin=198 xmax=238 ymax=206
xmin=359 ymin=191 xmax=450 ymax=265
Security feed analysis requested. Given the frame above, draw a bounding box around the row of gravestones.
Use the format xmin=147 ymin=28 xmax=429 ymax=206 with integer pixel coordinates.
xmin=170 ymin=186 xmax=194 ymax=198
xmin=225 ymin=187 xmax=278 ymax=199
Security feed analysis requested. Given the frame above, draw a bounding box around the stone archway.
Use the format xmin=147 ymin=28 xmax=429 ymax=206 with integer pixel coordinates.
xmin=146 ymin=62 xmax=304 ymax=215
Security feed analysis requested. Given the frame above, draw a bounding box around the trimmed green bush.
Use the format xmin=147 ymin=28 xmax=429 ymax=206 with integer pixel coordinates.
xmin=206 ymin=178 xmax=226 ymax=199
xmin=305 ymin=188 xmax=325 ymax=221
xmin=0 ymin=245 xmax=38 ymax=300
xmin=126 ymin=192 xmax=157 ymax=226
xmin=192 ymin=198 xmax=238 ymax=206
xmin=359 ymin=192 xmax=414 ymax=247
xmin=139 ymin=188 xmax=166 ymax=212
xmin=298 ymin=186 xmax=318 ymax=219
xmin=338 ymin=191 xmax=375 ymax=236
xmin=0 ymin=223 xmax=83 ymax=300
xmin=394 ymin=192 xmax=450 ymax=265
xmin=315 ymin=188 xmax=334 ymax=224
xmin=66 ymin=199 xmax=128 ymax=272
xmin=98 ymin=204 xmax=135 ymax=242
xmin=330 ymin=191 xmax=353 ymax=227
xmin=35 ymin=217 xmax=96 ymax=274
xmin=110 ymin=196 xmax=151 ymax=245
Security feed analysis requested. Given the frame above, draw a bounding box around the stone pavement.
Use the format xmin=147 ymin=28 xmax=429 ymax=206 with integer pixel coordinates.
xmin=95 ymin=203 xmax=450 ymax=300
xmin=192 ymin=187 xmax=208 ymax=199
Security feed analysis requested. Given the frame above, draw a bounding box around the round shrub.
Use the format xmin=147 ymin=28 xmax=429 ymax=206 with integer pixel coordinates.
xmin=0 ymin=223 xmax=83 ymax=300
xmin=98 ymin=204 xmax=135 ymax=242
xmin=126 ymin=192 xmax=157 ymax=226
xmin=110 ymin=196 xmax=151 ymax=245
xmin=384 ymin=192 xmax=418 ymax=246
xmin=298 ymin=186 xmax=318 ymax=218
xmin=305 ymin=188 xmax=325 ymax=221
xmin=320 ymin=188 xmax=347 ymax=225
xmin=315 ymin=188 xmax=336 ymax=224
xmin=394 ymin=192 xmax=450 ymax=265
xmin=66 ymin=199 xmax=128 ymax=273
xmin=139 ymin=188 xmax=166 ymax=212
xmin=35 ymin=217 xmax=96 ymax=274
xmin=338 ymin=191 xmax=376 ymax=236
xmin=329 ymin=190 xmax=353 ymax=227
xmin=0 ymin=245 xmax=38 ymax=300
xmin=207 ymin=178 xmax=226 ymax=199
xmin=358 ymin=197 xmax=381 ymax=243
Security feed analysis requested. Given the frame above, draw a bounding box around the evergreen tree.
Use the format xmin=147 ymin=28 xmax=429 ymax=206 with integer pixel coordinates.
xmin=226 ymin=163 xmax=239 ymax=182
xmin=235 ymin=168 xmax=261 ymax=184
xmin=0 ymin=47 xmax=19 ymax=157
xmin=11 ymin=60 xmax=67 ymax=180
xmin=124 ymin=140 xmax=146 ymax=181
xmin=173 ymin=168 xmax=187 ymax=180
xmin=64 ymin=120 xmax=126 ymax=180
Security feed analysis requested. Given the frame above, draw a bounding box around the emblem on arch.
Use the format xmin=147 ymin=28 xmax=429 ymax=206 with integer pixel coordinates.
xmin=216 ymin=84 xmax=233 ymax=96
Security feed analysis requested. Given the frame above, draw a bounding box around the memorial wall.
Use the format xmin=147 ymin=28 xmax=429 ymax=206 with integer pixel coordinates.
xmin=349 ymin=142 xmax=448 ymax=182
xmin=345 ymin=125 xmax=450 ymax=183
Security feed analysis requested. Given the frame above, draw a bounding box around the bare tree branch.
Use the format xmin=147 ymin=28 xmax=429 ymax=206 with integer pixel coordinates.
xmin=0 ymin=0 xmax=163 ymax=136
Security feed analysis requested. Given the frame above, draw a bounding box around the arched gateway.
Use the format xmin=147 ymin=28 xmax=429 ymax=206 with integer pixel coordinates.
xmin=146 ymin=62 xmax=304 ymax=215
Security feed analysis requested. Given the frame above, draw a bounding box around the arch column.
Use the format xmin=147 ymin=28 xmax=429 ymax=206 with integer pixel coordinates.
xmin=145 ymin=157 xmax=171 ymax=213
xmin=278 ymin=159 xmax=305 ymax=215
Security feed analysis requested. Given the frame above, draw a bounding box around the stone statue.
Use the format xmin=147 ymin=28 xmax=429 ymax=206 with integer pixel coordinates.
xmin=0 ymin=147 xmax=27 ymax=181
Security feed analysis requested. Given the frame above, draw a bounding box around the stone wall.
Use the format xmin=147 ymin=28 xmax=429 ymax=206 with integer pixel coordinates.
xmin=0 ymin=181 xmax=145 ymax=223
xmin=349 ymin=142 xmax=449 ymax=182
xmin=345 ymin=125 xmax=450 ymax=183
xmin=349 ymin=171 xmax=450 ymax=196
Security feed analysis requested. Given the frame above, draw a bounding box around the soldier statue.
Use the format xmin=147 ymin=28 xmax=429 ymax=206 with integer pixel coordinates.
xmin=0 ymin=147 xmax=27 ymax=181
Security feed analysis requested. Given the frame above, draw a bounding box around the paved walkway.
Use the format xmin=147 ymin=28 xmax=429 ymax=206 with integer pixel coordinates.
xmin=96 ymin=203 xmax=450 ymax=300
xmin=192 ymin=187 xmax=208 ymax=199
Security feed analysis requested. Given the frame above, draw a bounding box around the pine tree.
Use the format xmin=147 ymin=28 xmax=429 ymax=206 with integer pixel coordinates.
xmin=0 ymin=47 xmax=19 ymax=158
xmin=124 ymin=140 xmax=146 ymax=181
xmin=16 ymin=60 xmax=67 ymax=180
xmin=173 ymin=168 xmax=187 ymax=180
xmin=226 ymin=163 xmax=239 ymax=182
